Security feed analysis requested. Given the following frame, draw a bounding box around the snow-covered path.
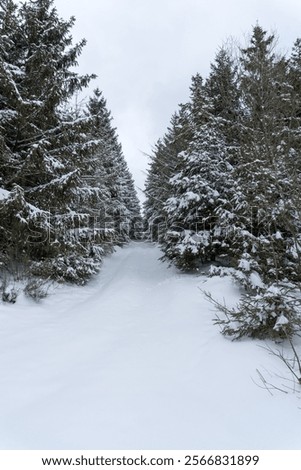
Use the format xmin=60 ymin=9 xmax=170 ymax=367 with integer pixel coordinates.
xmin=0 ymin=242 xmax=300 ymax=449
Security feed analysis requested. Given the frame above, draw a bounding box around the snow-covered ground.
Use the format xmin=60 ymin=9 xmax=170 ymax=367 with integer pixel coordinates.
xmin=0 ymin=242 xmax=300 ymax=450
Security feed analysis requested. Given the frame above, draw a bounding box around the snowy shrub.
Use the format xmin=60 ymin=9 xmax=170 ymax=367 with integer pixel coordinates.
xmin=212 ymin=284 xmax=301 ymax=340
xmin=162 ymin=229 xmax=203 ymax=270
xmin=24 ymin=279 xmax=49 ymax=301
xmin=2 ymin=287 xmax=18 ymax=304
xmin=163 ymin=227 xmax=222 ymax=270
xmin=0 ymin=273 xmax=18 ymax=303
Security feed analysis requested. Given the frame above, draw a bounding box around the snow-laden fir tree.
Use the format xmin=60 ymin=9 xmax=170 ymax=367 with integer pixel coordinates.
xmin=205 ymin=47 xmax=241 ymax=158
xmin=0 ymin=0 xmax=23 ymax=185
xmin=161 ymin=75 xmax=232 ymax=269
xmin=163 ymin=125 xmax=231 ymax=270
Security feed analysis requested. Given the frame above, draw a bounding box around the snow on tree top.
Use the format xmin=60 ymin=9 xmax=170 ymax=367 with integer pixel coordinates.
xmin=0 ymin=188 xmax=10 ymax=201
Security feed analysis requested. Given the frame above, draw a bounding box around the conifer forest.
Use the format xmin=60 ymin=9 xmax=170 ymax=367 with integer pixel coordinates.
xmin=144 ymin=26 xmax=301 ymax=342
xmin=0 ymin=0 xmax=141 ymax=286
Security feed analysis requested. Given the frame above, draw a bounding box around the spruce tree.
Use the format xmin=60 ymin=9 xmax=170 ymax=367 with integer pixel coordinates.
xmin=161 ymin=75 xmax=232 ymax=269
xmin=163 ymin=124 xmax=230 ymax=269
xmin=0 ymin=0 xmax=23 ymax=186
xmin=205 ymin=47 xmax=241 ymax=158
xmin=230 ymin=26 xmax=291 ymax=282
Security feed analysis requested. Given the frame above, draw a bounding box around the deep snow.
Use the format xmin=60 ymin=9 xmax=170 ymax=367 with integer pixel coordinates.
xmin=0 ymin=242 xmax=300 ymax=450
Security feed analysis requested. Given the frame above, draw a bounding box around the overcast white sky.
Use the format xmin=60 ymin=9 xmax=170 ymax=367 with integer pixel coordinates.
xmin=54 ymin=0 xmax=301 ymax=200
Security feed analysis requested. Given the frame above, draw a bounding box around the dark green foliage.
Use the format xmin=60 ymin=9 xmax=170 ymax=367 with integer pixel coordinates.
xmin=144 ymin=106 xmax=192 ymax=242
xmin=145 ymin=24 xmax=301 ymax=340
xmin=163 ymin=122 xmax=232 ymax=269
xmin=0 ymin=0 xmax=140 ymax=288
xmin=24 ymin=278 xmax=49 ymax=301
xmin=86 ymin=89 xmax=142 ymax=244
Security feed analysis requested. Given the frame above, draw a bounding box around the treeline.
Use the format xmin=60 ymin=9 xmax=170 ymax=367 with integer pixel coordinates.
xmin=0 ymin=0 xmax=141 ymax=289
xmin=144 ymin=25 xmax=301 ymax=340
